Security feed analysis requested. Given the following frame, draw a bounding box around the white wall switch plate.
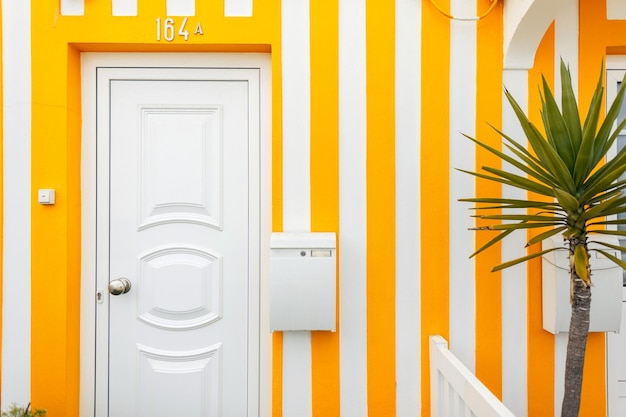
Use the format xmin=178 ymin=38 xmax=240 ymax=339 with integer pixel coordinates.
xmin=38 ymin=189 xmax=56 ymax=205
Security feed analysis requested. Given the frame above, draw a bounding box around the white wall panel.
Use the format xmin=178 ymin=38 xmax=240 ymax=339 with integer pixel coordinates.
xmin=281 ymin=0 xmax=312 ymax=416
xmin=395 ymin=0 xmax=421 ymax=414
xmin=449 ymin=0 xmax=477 ymax=373
xmin=501 ymin=69 xmax=529 ymax=417
xmin=167 ymin=0 xmax=195 ymax=17
xmin=61 ymin=0 xmax=84 ymax=16
xmin=112 ymin=0 xmax=137 ymax=16
xmin=339 ymin=0 xmax=368 ymax=415
xmin=282 ymin=0 xmax=311 ymax=233
xmin=607 ymin=0 xmax=626 ymax=20
xmin=225 ymin=0 xmax=253 ymax=17
xmin=1 ymin=0 xmax=32 ymax=407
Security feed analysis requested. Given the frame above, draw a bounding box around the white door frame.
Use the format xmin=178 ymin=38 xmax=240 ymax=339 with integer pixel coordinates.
xmin=79 ymin=52 xmax=272 ymax=417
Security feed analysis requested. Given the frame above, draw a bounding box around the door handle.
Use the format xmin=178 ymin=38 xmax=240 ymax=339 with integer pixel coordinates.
xmin=108 ymin=278 xmax=132 ymax=296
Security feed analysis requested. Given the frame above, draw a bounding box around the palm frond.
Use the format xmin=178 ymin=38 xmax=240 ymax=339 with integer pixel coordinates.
xmin=491 ymin=248 xmax=560 ymax=272
xmin=462 ymin=60 xmax=626 ymax=274
xmin=559 ymin=61 xmax=583 ymax=154
xmin=527 ymin=226 xmax=568 ymax=246
xmin=540 ymin=75 xmax=576 ymax=168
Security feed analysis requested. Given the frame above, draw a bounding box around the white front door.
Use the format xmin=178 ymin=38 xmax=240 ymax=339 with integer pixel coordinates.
xmin=82 ymin=56 xmax=269 ymax=417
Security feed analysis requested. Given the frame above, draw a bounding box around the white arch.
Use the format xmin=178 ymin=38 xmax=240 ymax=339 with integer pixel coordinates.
xmin=504 ymin=0 xmax=574 ymax=69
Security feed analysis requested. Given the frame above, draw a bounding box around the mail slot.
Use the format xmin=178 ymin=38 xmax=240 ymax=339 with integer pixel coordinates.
xmin=270 ymin=232 xmax=336 ymax=331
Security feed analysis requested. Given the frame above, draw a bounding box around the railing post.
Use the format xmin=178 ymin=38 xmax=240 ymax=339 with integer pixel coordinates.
xmin=429 ymin=335 xmax=449 ymax=417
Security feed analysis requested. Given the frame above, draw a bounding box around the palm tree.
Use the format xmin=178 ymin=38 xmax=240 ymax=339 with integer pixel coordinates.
xmin=460 ymin=61 xmax=626 ymax=417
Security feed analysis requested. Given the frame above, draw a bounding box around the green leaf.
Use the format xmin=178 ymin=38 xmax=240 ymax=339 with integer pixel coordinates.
xmin=596 ymin=115 xmax=626 ymax=161
xmin=488 ymin=222 xmax=562 ymax=231
xmin=588 ymin=229 xmax=626 ymax=237
xmin=581 ymin=196 xmax=626 ymax=222
xmin=464 ymin=201 xmax=560 ymax=211
xmin=574 ymin=244 xmax=590 ymax=284
xmin=524 ymin=123 xmax=577 ymax=194
xmin=502 ymin=142 xmax=558 ymax=186
xmin=553 ymin=188 xmax=580 ymax=214
xmin=489 ymin=123 xmax=543 ymax=166
xmin=459 ymin=197 xmax=555 ymax=207
xmin=586 ymin=184 xmax=626 ymax=205
xmin=581 ymin=63 xmax=604 ymax=143
xmin=592 ymin=73 xmax=626 ymax=162
xmin=457 ymin=168 xmax=555 ymax=197
xmin=587 ymin=239 xmax=626 ymax=253
xmin=595 ymin=249 xmax=626 ymax=270
xmin=580 ymin=148 xmax=626 ymax=202
xmin=526 ymin=226 xmax=568 ymax=246
xmin=585 ymin=204 xmax=626 ymax=219
xmin=476 ymin=214 xmax=564 ymax=222
xmin=575 ymin=65 xmax=605 ymax=184
xmin=461 ymin=133 xmax=556 ymax=186
xmin=588 ymin=218 xmax=626 ymax=226
xmin=540 ymin=75 xmax=576 ymax=168
xmin=504 ymin=90 xmax=566 ymax=178
xmin=470 ymin=228 xmax=515 ymax=258
xmin=560 ymin=60 xmax=583 ymax=153
xmin=492 ymin=247 xmax=560 ymax=272
xmin=481 ymin=166 xmax=555 ymax=196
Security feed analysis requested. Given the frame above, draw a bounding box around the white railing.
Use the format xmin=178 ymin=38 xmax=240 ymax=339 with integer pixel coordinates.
xmin=429 ymin=335 xmax=517 ymax=417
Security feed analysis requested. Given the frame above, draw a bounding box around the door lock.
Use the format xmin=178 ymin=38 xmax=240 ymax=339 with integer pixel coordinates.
xmin=108 ymin=278 xmax=132 ymax=296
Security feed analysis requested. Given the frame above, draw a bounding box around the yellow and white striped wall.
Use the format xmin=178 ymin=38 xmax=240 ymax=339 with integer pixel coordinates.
xmin=1 ymin=0 xmax=625 ymax=416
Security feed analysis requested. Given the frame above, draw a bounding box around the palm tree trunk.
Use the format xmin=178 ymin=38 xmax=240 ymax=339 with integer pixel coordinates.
xmin=560 ymin=271 xmax=592 ymax=417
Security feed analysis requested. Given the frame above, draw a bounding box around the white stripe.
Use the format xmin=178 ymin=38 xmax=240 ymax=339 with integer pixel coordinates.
xmin=395 ymin=0 xmax=421 ymax=414
xmin=501 ymin=69 xmax=529 ymax=417
xmin=554 ymin=334 xmax=567 ymax=417
xmin=1 ymin=0 xmax=32 ymax=407
xmin=167 ymin=0 xmax=195 ymax=16
xmin=554 ymin=1 xmax=579 ymax=102
xmin=607 ymin=0 xmax=626 ymax=20
xmin=225 ymin=0 xmax=252 ymax=17
xmin=282 ymin=333 xmax=313 ymax=417
xmin=281 ymin=1 xmax=312 ymax=416
xmin=61 ymin=0 xmax=84 ymax=16
xmin=449 ymin=0 xmax=477 ymax=373
xmin=112 ymin=0 xmax=137 ymax=16
xmin=339 ymin=0 xmax=368 ymax=415
xmin=282 ymin=0 xmax=311 ymax=233
xmin=553 ymin=6 xmax=578 ymax=416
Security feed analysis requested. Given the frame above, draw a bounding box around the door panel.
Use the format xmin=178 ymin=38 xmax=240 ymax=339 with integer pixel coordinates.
xmin=105 ymin=72 xmax=251 ymax=417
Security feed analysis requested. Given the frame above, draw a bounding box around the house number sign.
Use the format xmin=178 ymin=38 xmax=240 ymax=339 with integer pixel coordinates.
xmin=156 ymin=17 xmax=204 ymax=42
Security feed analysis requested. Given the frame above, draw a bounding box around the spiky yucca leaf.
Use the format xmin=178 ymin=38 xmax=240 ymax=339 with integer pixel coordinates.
xmin=461 ymin=60 xmax=626 ymax=272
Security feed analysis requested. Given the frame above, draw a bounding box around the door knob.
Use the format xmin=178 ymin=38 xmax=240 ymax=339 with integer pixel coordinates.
xmin=108 ymin=278 xmax=132 ymax=295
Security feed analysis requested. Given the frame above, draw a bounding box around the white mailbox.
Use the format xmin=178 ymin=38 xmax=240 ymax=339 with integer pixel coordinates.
xmin=542 ymin=236 xmax=623 ymax=334
xmin=270 ymin=232 xmax=336 ymax=331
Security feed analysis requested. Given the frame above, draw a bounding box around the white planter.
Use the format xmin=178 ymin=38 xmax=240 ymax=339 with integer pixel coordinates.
xmin=542 ymin=236 xmax=623 ymax=334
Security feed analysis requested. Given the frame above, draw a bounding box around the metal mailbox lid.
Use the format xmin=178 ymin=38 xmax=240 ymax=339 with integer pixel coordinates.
xmin=270 ymin=232 xmax=336 ymax=249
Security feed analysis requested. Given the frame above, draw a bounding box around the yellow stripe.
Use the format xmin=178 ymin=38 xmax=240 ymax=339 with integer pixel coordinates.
xmin=30 ymin=2 xmax=282 ymax=415
xmin=527 ymin=23 xmax=556 ymax=416
xmin=310 ymin=0 xmax=340 ymax=416
xmin=475 ymin=0 xmax=504 ymax=398
xmin=421 ymin=0 xmax=450 ymax=413
xmin=0 ymin=0 xmax=3 ymax=396
xmin=271 ymin=22 xmax=284 ymax=417
xmin=366 ymin=0 xmax=396 ymax=415
xmin=31 ymin=10 xmax=79 ymax=411
xmin=578 ymin=1 xmax=623 ymax=414
xmin=272 ymin=332 xmax=284 ymax=417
